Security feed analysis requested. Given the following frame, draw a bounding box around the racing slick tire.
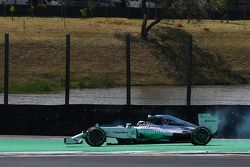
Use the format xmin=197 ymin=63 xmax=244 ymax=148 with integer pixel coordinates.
xmin=85 ymin=127 xmax=106 ymax=147
xmin=191 ymin=127 xmax=211 ymax=146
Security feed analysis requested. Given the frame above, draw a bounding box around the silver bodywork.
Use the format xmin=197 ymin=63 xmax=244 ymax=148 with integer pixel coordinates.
xmin=64 ymin=113 xmax=218 ymax=145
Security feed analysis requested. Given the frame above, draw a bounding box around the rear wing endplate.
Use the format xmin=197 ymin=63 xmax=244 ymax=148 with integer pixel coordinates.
xmin=198 ymin=113 xmax=218 ymax=134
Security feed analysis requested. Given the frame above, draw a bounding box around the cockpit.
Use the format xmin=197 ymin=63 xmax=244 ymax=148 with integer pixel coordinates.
xmin=146 ymin=115 xmax=196 ymax=127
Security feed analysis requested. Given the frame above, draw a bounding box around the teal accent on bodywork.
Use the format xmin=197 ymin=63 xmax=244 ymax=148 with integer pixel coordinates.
xmin=137 ymin=128 xmax=172 ymax=140
xmin=198 ymin=113 xmax=218 ymax=134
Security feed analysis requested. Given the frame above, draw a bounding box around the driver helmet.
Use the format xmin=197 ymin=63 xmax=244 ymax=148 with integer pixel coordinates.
xmin=137 ymin=121 xmax=146 ymax=126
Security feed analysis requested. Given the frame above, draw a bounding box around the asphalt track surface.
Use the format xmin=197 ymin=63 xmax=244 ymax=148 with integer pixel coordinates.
xmin=1 ymin=156 xmax=250 ymax=167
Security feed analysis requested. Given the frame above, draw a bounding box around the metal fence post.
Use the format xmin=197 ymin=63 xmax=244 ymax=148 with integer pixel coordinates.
xmin=187 ymin=35 xmax=193 ymax=106
xmin=4 ymin=33 xmax=9 ymax=105
xmin=65 ymin=34 xmax=70 ymax=105
xmin=126 ymin=34 xmax=131 ymax=105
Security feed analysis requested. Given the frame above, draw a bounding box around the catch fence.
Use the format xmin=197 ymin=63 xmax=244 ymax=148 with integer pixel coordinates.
xmin=0 ymin=32 xmax=249 ymax=105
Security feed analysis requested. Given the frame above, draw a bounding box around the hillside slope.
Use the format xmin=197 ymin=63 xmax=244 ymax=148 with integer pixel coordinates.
xmin=0 ymin=18 xmax=249 ymax=92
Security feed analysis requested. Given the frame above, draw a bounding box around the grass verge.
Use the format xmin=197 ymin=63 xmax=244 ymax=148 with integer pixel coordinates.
xmin=4 ymin=77 xmax=118 ymax=94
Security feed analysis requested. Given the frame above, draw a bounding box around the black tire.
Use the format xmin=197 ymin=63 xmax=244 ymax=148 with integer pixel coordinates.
xmin=85 ymin=127 xmax=106 ymax=147
xmin=191 ymin=127 xmax=211 ymax=146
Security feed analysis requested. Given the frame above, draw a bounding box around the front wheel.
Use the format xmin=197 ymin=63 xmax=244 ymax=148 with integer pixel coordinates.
xmin=191 ymin=127 xmax=211 ymax=145
xmin=85 ymin=127 xmax=106 ymax=147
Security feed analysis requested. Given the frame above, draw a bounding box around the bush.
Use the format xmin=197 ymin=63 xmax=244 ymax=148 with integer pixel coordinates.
xmin=176 ymin=23 xmax=183 ymax=28
xmin=80 ymin=8 xmax=88 ymax=18
xmin=203 ymin=28 xmax=210 ymax=32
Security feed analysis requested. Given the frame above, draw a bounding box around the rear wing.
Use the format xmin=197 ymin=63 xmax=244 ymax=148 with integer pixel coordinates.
xmin=198 ymin=113 xmax=218 ymax=134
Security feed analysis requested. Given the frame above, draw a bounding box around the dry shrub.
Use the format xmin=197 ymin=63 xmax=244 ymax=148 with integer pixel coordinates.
xmin=176 ymin=23 xmax=184 ymax=28
xmin=203 ymin=28 xmax=210 ymax=32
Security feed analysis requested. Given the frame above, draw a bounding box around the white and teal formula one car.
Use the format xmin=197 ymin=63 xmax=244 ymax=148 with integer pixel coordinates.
xmin=64 ymin=114 xmax=218 ymax=146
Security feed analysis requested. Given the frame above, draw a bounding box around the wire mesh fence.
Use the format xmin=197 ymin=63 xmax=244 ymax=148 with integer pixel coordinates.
xmin=7 ymin=34 xmax=65 ymax=104
xmin=191 ymin=35 xmax=250 ymax=105
xmin=0 ymin=32 xmax=250 ymax=105
xmin=130 ymin=35 xmax=189 ymax=105
xmin=0 ymin=34 xmax=3 ymax=104
xmin=70 ymin=35 xmax=126 ymax=104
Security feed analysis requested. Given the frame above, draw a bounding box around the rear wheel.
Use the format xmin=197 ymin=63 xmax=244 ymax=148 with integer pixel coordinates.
xmin=85 ymin=127 xmax=106 ymax=147
xmin=191 ymin=127 xmax=211 ymax=145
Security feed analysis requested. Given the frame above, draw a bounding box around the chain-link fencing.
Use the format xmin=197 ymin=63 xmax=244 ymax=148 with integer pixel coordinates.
xmin=192 ymin=35 xmax=250 ymax=105
xmin=7 ymin=34 xmax=65 ymax=105
xmin=0 ymin=33 xmax=4 ymax=104
xmin=69 ymin=35 xmax=126 ymax=104
xmin=0 ymin=32 xmax=250 ymax=105
xmin=130 ymin=34 xmax=190 ymax=105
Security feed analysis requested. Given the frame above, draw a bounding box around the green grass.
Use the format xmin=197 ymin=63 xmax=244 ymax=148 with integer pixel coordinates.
xmin=9 ymin=80 xmax=64 ymax=93
xmin=2 ymin=77 xmax=118 ymax=93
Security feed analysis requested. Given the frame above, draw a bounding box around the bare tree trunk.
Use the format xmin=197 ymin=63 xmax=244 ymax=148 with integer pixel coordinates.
xmin=141 ymin=13 xmax=148 ymax=40
xmin=141 ymin=0 xmax=148 ymax=40
xmin=141 ymin=0 xmax=164 ymax=40
xmin=226 ymin=4 xmax=229 ymax=23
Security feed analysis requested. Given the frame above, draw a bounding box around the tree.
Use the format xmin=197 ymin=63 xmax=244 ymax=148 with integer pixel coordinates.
xmin=59 ymin=0 xmax=64 ymax=21
xmin=29 ymin=1 xmax=35 ymax=18
xmin=2 ymin=1 xmax=6 ymax=18
xmin=140 ymin=0 xmax=206 ymax=40
xmin=181 ymin=0 xmax=206 ymax=23
xmin=208 ymin=0 xmax=237 ymax=22
xmin=140 ymin=0 xmax=169 ymax=40
xmin=10 ymin=5 xmax=16 ymax=21
xmin=37 ymin=2 xmax=47 ymax=16
xmin=87 ymin=0 xmax=96 ymax=17
xmin=80 ymin=8 xmax=88 ymax=18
